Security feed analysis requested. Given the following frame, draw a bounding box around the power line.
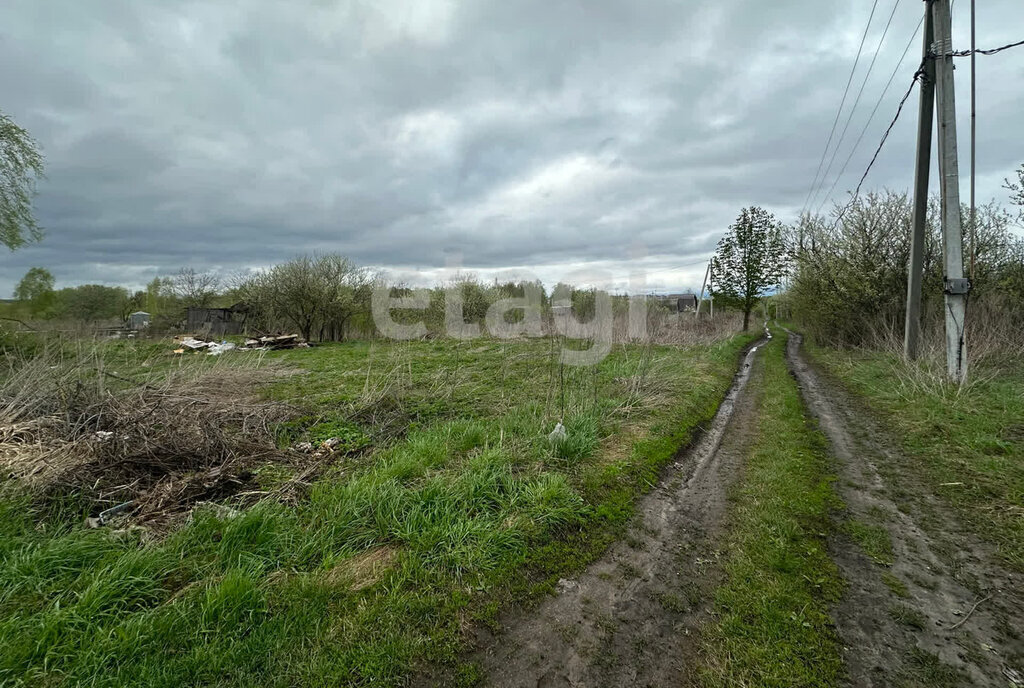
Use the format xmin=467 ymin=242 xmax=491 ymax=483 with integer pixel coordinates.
xmin=942 ymin=38 xmax=1024 ymax=57
xmin=814 ymin=15 xmax=924 ymax=216
xmin=810 ymin=0 xmax=902 ymax=215
xmin=821 ymin=27 xmax=1024 ymax=232
xmin=646 ymin=258 xmax=713 ymax=275
xmin=800 ymin=0 xmax=881 ymax=217
xmin=829 ymin=59 xmax=927 ymax=230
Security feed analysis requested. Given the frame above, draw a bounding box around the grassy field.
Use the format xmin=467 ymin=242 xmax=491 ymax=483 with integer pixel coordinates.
xmin=808 ymin=344 xmax=1024 ymax=571
xmin=0 ymin=333 xmax=754 ymax=687
xmin=702 ymin=331 xmax=845 ymax=688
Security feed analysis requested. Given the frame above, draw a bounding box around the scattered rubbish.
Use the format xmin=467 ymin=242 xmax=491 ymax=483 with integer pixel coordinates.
xmin=206 ymin=341 xmax=236 ymax=356
xmin=548 ymin=421 xmax=567 ymax=444
xmin=170 ymin=333 xmax=309 ymax=355
xmin=191 ymin=501 xmax=241 ymax=520
xmin=179 ymin=336 xmax=214 ymax=350
xmin=322 ymin=437 xmax=343 ymax=451
xmin=293 ymin=441 xmax=314 ymax=453
xmin=93 ymin=430 xmax=114 ymax=442
xmin=242 ymin=334 xmax=307 ymax=351
xmin=86 ymin=500 xmax=136 ymax=527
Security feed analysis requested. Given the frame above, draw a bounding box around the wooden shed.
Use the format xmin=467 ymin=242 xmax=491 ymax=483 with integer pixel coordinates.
xmin=186 ymin=303 xmax=249 ymax=335
xmin=675 ymin=294 xmax=699 ymax=312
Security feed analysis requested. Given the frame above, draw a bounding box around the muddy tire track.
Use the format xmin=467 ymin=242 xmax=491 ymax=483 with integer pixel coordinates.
xmin=466 ymin=341 xmax=766 ymax=688
xmin=785 ymin=329 xmax=1024 ymax=687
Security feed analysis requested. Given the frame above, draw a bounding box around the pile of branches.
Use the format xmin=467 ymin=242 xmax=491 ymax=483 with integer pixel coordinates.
xmin=0 ymin=348 xmax=305 ymax=528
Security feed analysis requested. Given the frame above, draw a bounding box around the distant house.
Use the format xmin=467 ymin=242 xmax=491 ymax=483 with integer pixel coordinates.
xmin=127 ymin=311 xmax=151 ymax=330
xmin=186 ymin=303 xmax=249 ymax=335
xmin=664 ymin=293 xmax=699 ymax=312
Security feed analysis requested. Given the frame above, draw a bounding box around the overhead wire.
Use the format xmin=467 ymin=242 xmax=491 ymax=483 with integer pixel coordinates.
xmin=826 ymin=33 xmax=1024 ymax=230
xmin=827 ymin=59 xmax=927 ymax=231
xmin=799 ymin=0 xmax=881 ymax=218
xmin=814 ymin=14 xmax=924 ymax=216
xmin=945 ymin=39 xmax=1024 ymax=56
xmin=645 ymin=258 xmax=712 ymax=275
xmin=809 ymin=0 xmax=903 ymax=215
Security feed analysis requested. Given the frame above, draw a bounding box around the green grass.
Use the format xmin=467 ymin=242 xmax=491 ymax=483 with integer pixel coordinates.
xmin=702 ymin=330 xmax=845 ymax=688
xmin=808 ymin=344 xmax=1024 ymax=571
xmin=0 ymin=333 xmax=755 ymax=687
xmin=881 ymin=571 xmax=909 ymax=597
xmin=844 ymin=519 xmax=895 ymax=566
xmin=888 ymin=604 xmax=927 ymax=631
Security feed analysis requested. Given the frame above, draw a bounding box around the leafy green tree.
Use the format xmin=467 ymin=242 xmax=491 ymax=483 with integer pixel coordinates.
xmin=54 ymin=284 xmax=130 ymax=321
xmin=713 ymin=206 xmax=787 ymax=330
xmin=1 ymin=110 xmax=45 ymax=250
xmin=13 ymin=266 xmax=55 ymax=316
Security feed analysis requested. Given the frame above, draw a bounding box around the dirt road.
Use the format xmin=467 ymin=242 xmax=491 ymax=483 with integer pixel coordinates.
xmin=466 ymin=330 xmax=1023 ymax=687
xmin=469 ymin=341 xmax=766 ymax=687
xmin=785 ymin=329 xmax=1024 ymax=687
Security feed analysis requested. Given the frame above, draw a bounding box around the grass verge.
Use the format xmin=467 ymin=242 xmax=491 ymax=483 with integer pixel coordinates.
xmin=0 ymin=333 xmax=754 ymax=687
xmin=702 ymin=331 xmax=845 ymax=688
xmin=807 ymin=343 xmax=1024 ymax=571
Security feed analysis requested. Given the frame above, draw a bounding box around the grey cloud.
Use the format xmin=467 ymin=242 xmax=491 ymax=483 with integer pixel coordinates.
xmin=0 ymin=0 xmax=1021 ymax=295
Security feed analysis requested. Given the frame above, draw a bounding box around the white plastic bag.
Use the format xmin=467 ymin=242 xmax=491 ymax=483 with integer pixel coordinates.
xmin=547 ymin=421 xmax=567 ymax=444
xmin=207 ymin=341 xmax=236 ymax=356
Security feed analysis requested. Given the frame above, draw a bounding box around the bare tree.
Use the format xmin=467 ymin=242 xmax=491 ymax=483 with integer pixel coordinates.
xmin=237 ymin=254 xmax=370 ymax=341
xmin=170 ymin=268 xmax=221 ymax=308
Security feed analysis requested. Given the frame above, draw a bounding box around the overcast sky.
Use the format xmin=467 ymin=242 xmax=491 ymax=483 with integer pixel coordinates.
xmin=1 ymin=0 xmax=1021 ymax=296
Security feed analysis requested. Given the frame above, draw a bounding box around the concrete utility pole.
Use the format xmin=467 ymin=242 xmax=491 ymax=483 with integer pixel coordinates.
xmin=904 ymin=0 xmax=936 ymax=361
xmin=709 ymin=260 xmax=714 ymax=319
xmin=695 ymin=261 xmax=711 ymax=318
xmin=969 ymin=0 xmax=977 ymax=282
xmin=933 ymin=0 xmax=969 ymax=382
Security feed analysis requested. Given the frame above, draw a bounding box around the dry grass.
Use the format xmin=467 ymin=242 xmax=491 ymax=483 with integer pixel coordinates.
xmin=853 ymin=303 xmax=1018 ymax=404
xmin=324 ymin=546 xmax=401 ymax=591
xmin=642 ymin=311 xmax=746 ymax=346
xmin=0 ymin=345 xmax=304 ymax=527
xmin=859 ymin=295 xmax=1024 ymax=374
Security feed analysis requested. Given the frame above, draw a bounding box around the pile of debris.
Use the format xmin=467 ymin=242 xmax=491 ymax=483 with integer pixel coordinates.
xmin=171 ymin=333 xmax=309 ymax=355
xmin=242 ymin=334 xmax=310 ymax=351
xmin=0 ymin=352 xmax=320 ymax=531
xmin=173 ymin=335 xmax=236 ymax=355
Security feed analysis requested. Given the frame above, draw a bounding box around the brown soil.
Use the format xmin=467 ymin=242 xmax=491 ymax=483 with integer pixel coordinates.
xmin=467 ymin=342 xmax=766 ymax=687
xmin=785 ymin=329 xmax=1024 ymax=687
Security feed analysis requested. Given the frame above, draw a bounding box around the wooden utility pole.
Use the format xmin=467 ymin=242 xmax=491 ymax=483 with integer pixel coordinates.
xmin=904 ymin=0 xmax=936 ymax=361
xmin=933 ymin=0 xmax=969 ymax=382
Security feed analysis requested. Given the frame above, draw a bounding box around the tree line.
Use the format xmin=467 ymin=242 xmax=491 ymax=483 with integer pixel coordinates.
xmin=5 ymin=257 xmax=677 ymax=341
xmin=709 ymin=162 xmax=1024 ymax=351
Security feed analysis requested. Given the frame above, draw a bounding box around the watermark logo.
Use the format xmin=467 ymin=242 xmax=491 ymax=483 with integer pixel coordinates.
xmin=371 ymin=248 xmax=677 ymax=366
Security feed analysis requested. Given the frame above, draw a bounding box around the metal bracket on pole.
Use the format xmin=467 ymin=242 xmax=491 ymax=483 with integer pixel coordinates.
xmin=943 ymin=277 xmax=971 ymax=296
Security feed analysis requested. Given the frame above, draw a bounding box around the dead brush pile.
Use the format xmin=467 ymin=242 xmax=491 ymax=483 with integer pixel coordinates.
xmin=0 ymin=347 xmax=307 ymax=528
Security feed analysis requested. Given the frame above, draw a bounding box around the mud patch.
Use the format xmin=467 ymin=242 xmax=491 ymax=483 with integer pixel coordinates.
xmin=466 ymin=342 xmax=766 ymax=687
xmin=785 ymin=329 xmax=1024 ymax=687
